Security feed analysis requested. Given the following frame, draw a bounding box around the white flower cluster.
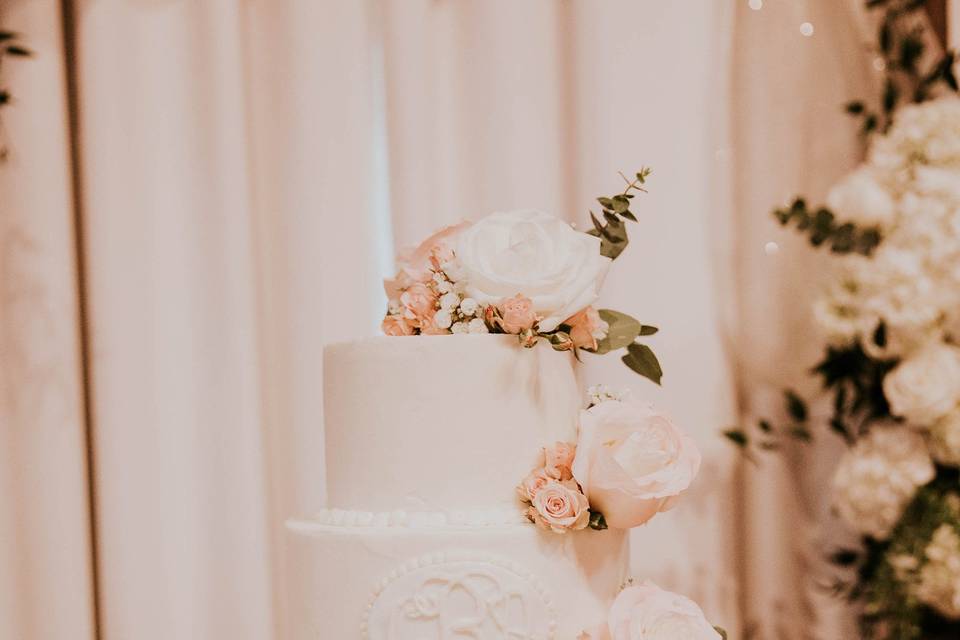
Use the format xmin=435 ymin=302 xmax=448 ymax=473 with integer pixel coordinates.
xmin=915 ymin=524 xmax=960 ymax=619
xmin=431 ymin=270 xmax=488 ymax=335
xmin=816 ymin=98 xmax=960 ymax=359
xmin=586 ymin=384 xmax=629 ymax=407
xmin=832 ymin=426 xmax=935 ymax=540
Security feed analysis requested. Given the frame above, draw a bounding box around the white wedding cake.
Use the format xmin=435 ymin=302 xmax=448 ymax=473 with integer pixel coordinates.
xmin=286 ymin=336 xmax=629 ymax=638
xmin=285 ymin=192 xmax=722 ymax=639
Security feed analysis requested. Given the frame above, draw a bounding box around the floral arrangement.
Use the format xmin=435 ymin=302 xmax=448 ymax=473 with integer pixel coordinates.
xmin=579 ymin=581 xmax=726 ymax=640
xmin=724 ymin=1 xmax=960 ymax=637
xmin=518 ymin=387 xmax=700 ymax=533
xmin=381 ymin=170 xmax=664 ymax=384
xmin=0 ymin=30 xmax=31 ymax=161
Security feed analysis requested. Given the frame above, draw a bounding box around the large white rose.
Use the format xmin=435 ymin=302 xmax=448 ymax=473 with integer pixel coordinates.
xmin=455 ymin=209 xmax=611 ymax=332
xmin=571 ymin=400 xmax=700 ymax=529
xmin=832 ymin=426 xmax=935 ymax=540
xmin=928 ymin=410 xmax=960 ymax=467
xmin=826 ymin=166 xmax=896 ymax=228
xmin=883 ymin=342 xmax=960 ymax=426
xmin=606 ymin=582 xmax=721 ymax=640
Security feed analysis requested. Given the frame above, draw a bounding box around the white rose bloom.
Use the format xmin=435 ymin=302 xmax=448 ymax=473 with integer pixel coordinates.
xmin=467 ymin=317 xmax=488 ymax=334
xmin=606 ymin=582 xmax=721 ymax=640
xmin=450 ymin=321 xmax=469 ymax=334
xmin=458 ymin=297 xmax=478 ymax=316
xmin=455 ymin=210 xmax=611 ymax=332
xmin=433 ymin=309 xmax=453 ymax=330
xmin=883 ymin=342 xmax=960 ymax=426
xmin=832 ymin=426 xmax=935 ymax=540
xmin=826 ymin=166 xmax=897 ymax=228
xmin=929 ymin=410 xmax=960 ymax=467
xmin=439 ymin=291 xmax=460 ymax=310
xmin=915 ymin=524 xmax=960 ymax=619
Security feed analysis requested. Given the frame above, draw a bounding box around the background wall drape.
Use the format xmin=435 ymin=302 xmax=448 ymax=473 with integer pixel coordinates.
xmin=1 ymin=1 xmax=897 ymax=638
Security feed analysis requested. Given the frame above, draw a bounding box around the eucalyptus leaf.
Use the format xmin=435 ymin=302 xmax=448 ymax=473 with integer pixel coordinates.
xmin=622 ymin=343 xmax=663 ymax=385
xmin=639 ymin=325 xmax=658 ymax=336
xmin=593 ymin=309 xmax=642 ymax=354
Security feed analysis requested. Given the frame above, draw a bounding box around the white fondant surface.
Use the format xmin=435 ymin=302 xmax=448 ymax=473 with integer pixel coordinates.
xmin=323 ymin=335 xmax=581 ymax=511
xmin=285 ymin=519 xmax=629 ymax=639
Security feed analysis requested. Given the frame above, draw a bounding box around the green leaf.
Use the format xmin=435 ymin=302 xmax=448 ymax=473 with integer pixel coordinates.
xmin=588 ymin=510 xmax=608 ymax=530
xmin=5 ymin=45 xmax=31 ymax=57
xmin=594 ymin=309 xmax=642 ymax=354
xmin=723 ymin=429 xmax=749 ymax=448
xmin=619 ymin=209 xmax=638 ymax=222
xmin=785 ymin=390 xmax=808 ymax=422
xmin=0 ymin=32 xmax=17 ymax=42
xmin=714 ymin=626 xmax=728 ymax=640
xmin=830 ymin=549 xmax=860 ymax=567
xmin=873 ymin=321 xmax=887 ymax=348
xmin=597 ymin=196 xmax=615 ymax=210
xmin=622 ymin=343 xmax=663 ymax=385
xmin=845 ymin=100 xmax=865 ymax=115
xmin=611 ymin=195 xmax=630 ymax=213
xmin=758 ymin=419 xmax=773 ymax=433
xmin=639 ymin=325 xmax=658 ymax=336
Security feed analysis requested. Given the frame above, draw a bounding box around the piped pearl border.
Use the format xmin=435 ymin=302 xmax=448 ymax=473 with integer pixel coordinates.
xmin=360 ymin=549 xmax=557 ymax=639
xmin=313 ymin=506 xmax=530 ymax=529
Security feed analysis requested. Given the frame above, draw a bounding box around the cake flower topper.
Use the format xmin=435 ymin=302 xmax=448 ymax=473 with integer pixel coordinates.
xmin=381 ymin=169 xmax=664 ymax=385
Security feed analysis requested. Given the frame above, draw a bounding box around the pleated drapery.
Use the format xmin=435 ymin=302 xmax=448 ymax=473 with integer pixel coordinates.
xmin=0 ymin=1 xmax=897 ymax=638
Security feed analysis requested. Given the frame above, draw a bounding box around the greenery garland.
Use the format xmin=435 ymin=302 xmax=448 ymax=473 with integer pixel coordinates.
xmin=724 ymin=1 xmax=960 ymax=638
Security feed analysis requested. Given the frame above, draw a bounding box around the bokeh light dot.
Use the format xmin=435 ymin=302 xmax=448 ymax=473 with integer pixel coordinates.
xmin=800 ymin=22 xmax=815 ymax=37
xmin=873 ymin=57 xmax=887 ymax=72
xmin=749 ymin=0 xmax=763 ymax=10
xmin=764 ymin=241 xmax=780 ymax=256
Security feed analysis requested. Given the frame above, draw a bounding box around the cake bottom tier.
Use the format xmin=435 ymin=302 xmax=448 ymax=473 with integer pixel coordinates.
xmin=285 ymin=517 xmax=629 ymax=639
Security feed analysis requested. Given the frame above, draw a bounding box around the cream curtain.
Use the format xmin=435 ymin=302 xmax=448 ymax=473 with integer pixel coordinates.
xmin=0 ymin=0 xmax=880 ymax=638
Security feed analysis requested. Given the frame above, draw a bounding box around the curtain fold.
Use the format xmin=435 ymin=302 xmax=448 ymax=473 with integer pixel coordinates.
xmin=0 ymin=1 xmax=97 ymax=639
xmin=73 ymin=1 xmax=273 ymax=637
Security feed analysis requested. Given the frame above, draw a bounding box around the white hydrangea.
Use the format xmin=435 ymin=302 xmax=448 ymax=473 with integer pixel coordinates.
xmin=814 ymin=97 xmax=960 ymax=356
xmin=826 ymin=166 xmax=896 ymax=228
xmin=450 ymin=321 xmax=469 ymax=334
xmin=929 ymin=410 xmax=960 ymax=467
xmin=915 ymin=524 xmax=960 ymax=619
xmin=832 ymin=426 xmax=935 ymax=540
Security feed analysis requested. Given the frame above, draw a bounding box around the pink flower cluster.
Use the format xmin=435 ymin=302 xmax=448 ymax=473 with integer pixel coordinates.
xmin=518 ymin=442 xmax=590 ymax=533
xmin=518 ymin=397 xmax=702 ymax=533
xmin=382 ymin=222 xmax=470 ymax=336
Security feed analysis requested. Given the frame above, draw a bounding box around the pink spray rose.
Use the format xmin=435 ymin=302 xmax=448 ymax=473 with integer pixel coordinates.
xmin=517 ymin=467 xmax=551 ymax=502
xmin=542 ymin=441 xmax=576 ymax=481
xmin=528 ymin=479 xmax=590 ymax=533
xmin=565 ymin=306 xmax=609 ymax=351
xmin=499 ymin=294 xmax=537 ymax=334
xmin=605 ymin=582 xmax=721 ymax=640
xmin=395 ymin=221 xmax=472 ymax=283
xmin=381 ymin=315 xmax=415 ymax=336
xmin=400 ymin=282 xmax=437 ymax=327
xmin=571 ymin=400 xmax=701 ymax=529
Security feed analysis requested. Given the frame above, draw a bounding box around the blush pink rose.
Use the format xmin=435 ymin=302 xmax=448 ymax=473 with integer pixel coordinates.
xmin=517 ymin=468 xmax=551 ymax=502
xmin=571 ymin=400 xmax=701 ymax=529
xmin=381 ymin=315 xmax=415 ymax=336
xmin=400 ymin=282 xmax=437 ymax=326
xmin=606 ymin=582 xmax=721 ymax=640
xmin=543 ymin=441 xmax=576 ymax=481
xmin=396 ymin=221 xmax=472 ymax=282
xmin=499 ymin=294 xmax=537 ymax=334
xmin=529 ymin=479 xmax=590 ymax=533
xmin=565 ymin=306 xmax=609 ymax=351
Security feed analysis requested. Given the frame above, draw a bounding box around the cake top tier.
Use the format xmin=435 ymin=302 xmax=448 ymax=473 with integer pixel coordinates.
xmin=323 ymin=335 xmax=580 ymax=512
